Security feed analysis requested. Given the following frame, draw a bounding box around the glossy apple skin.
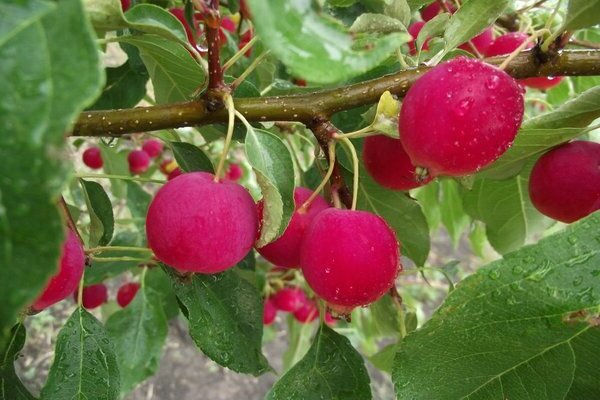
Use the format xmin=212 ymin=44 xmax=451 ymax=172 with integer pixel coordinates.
xmin=256 ymin=187 xmax=329 ymax=268
xmin=117 ymin=282 xmax=140 ymax=308
xmin=529 ymin=141 xmax=600 ymax=223
xmin=32 ymin=230 xmax=85 ymax=311
xmin=146 ymin=172 xmax=258 ymax=273
xmin=363 ymin=135 xmax=433 ymax=190
xmin=399 ymin=57 xmax=524 ymax=176
xmin=82 ymin=147 xmax=103 ymax=169
xmin=75 ymin=284 xmax=108 ymax=309
xmin=128 ymin=150 xmax=151 ymax=174
xmin=300 ymin=209 xmax=400 ymax=310
xmin=485 ymin=32 xmax=562 ymax=89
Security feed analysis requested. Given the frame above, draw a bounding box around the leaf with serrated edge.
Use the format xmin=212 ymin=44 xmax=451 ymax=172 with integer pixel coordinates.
xmin=245 ymin=128 xmax=295 ymax=247
xmin=106 ymin=273 xmax=167 ymax=394
xmin=118 ymin=35 xmax=204 ymax=104
xmin=41 ymin=308 xmax=120 ymax=399
xmin=246 ymin=0 xmax=410 ymax=84
xmin=0 ymin=0 xmax=102 ymax=348
xmin=164 ymin=267 xmax=270 ymax=375
xmin=268 ymin=325 xmax=371 ymax=400
xmin=393 ymin=212 xmax=600 ymax=399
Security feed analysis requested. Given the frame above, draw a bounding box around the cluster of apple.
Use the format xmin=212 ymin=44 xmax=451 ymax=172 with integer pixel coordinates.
xmin=263 ymin=286 xmax=335 ymax=325
xmin=82 ymin=138 xmax=164 ymax=175
xmin=30 ymin=230 xmax=141 ymax=311
xmin=72 ymin=282 xmax=140 ymax=309
xmin=409 ymin=2 xmax=561 ymax=89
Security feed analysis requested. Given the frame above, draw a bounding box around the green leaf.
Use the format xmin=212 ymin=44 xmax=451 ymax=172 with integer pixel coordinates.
xmin=170 ymin=141 xmax=214 ymax=173
xmin=245 ymin=128 xmax=295 ymax=247
xmin=164 ymin=266 xmax=270 ymax=375
xmin=80 ymin=179 xmax=114 ymax=247
xmin=368 ymin=342 xmax=396 ymax=374
xmin=0 ymin=323 xmax=35 ymax=400
xmin=119 ymin=35 xmax=204 ymax=104
xmin=83 ymin=0 xmax=124 ymax=33
xmin=88 ymin=60 xmax=149 ymax=110
xmin=282 ymin=316 xmax=316 ymax=372
xmin=444 ymin=0 xmax=509 ymax=52
xmin=246 ymin=0 xmax=410 ymax=84
xmin=99 ymin=142 xmax=129 ymax=197
xmin=145 ymin=268 xmax=180 ymax=319
xmin=356 ymin=167 xmax=430 ymax=266
xmin=463 ymin=164 xmax=548 ymax=255
xmin=383 ymin=0 xmax=411 ymax=27
xmin=440 ymin=180 xmax=470 ymax=248
xmin=268 ymin=325 xmax=371 ymax=400
xmin=126 ymin=181 xmax=151 ymax=233
xmin=41 ymin=308 xmax=120 ymax=399
xmin=563 ymin=0 xmax=600 ymax=30
xmin=106 ymin=273 xmax=168 ymax=394
xmin=417 ymin=12 xmax=450 ymax=51
xmin=483 ymin=86 xmax=600 ymax=179
xmin=413 ymin=181 xmax=441 ymax=231
xmin=393 ymin=212 xmax=600 ymax=399
xmin=0 ymin=0 xmax=102 ymax=347
xmin=85 ymin=231 xmax=141 ymax=284
xmin=371 ymin=294 xmax=401 ymax=337
xmin=350 ymin=13 xmax=407 ymax=34
xmin=124 ymin=4 xmax=188 ymax=44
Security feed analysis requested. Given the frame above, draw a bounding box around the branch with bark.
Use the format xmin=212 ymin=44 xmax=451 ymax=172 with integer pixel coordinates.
xmin=73 ymin=49 xmax=600 ymax=137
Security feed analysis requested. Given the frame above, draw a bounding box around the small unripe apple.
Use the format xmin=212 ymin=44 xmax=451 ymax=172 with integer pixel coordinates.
xmin=32 ymin=230 xmax=85 ymax=311
xmin=116 ymin=282 xmax=140 ymax=308
xmin=128 ymin=150 xmax=151 ymax=174
xmin=256 ymin=187 xmax=329 ymax=268
xmin=529 ymin=141 xmax=600 ymax=223
xmin=82 ymin=147 xmax=103 ymax=169
xmin=300 ymin=209 xmax=400 ymax=312
xmin=146 ymin=172 xmax=258 ymax=273
xmin=74 ymin=284 xmax=108 ymax=309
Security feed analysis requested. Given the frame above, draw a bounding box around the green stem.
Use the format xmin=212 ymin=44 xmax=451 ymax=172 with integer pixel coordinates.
xmin=299 ymin=141 xmax=336 ymax=211
xmin=214 ymin=93 xmax=235 ymax=181
xmin=91 ymin=256 xmax=155 ymax=263
xmin=77 ymin=271 xmax=85 ymax=307
xmin=76 ymin=173 xmax=166 ymax=184
xmin=231 ymin=50 xmax=271 ymax=89
xmin=334 ymin=125 xmax=375 ymax=140
xmin=86 ymin=246 xmax=153 ymax=254
xmin=223 ymin=36 xmax=258 ymax=72
xmin=337 ymin=137 xmax=359 ymax=210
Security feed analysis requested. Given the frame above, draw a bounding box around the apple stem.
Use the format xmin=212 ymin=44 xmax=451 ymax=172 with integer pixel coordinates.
xmin=300 ymin=141 xmax=337 ymax=212
xmin=337 ymin=137 xmax=359 ymax=211
xmin=91 ymin=256 xmax=156 ymax=263
xmin=334 ymin=126 xmax=375 ymax=140
xmin=223 ymin=35 xmax=258 ymax=72
xmin=85 ymin=246 xmax=153 ymax=254
xmin=76 ymin=272 xmax=85 ymax=307
xmin=214 ymin=93 xmax=236 ymax=182
xmin=231 ymin=50 xmax=271 ymax=90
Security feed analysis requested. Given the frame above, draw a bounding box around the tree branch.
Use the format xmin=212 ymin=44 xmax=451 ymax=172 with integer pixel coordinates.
xmin=72 ymin=50 xmax=600 ymax=137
